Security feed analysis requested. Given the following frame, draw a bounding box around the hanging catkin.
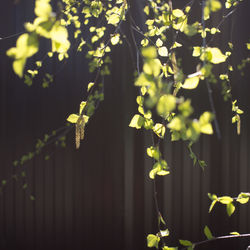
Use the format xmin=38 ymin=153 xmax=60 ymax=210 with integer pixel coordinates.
xmin=75 ymin=120 xmax=81 ymax=149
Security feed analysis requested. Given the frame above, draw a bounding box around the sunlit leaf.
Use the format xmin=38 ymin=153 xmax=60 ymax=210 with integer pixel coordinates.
xmin=226 ymin=202 xmax=235 ymax=216
xmin=35 ymin=0 xmax=52 ymax=19
xmin=172 ymin=9 xmax=184 ymax=18
xmin=108 ymin=14 xmax=120 ymax=25
xmin=153 ymin=123 xmax=166 ymax=138
xmin=204 ymin=225 xmax=213 ymax=240
xmin=168 ymin=117 xmax=182 ymax=131
xmin=13 ymin=58 xmax=26 ymax=78
xmin=199 ymin=112 xmax=213 ymax=134
xmin=157 ymin=94 xmax=176 ymax=118
xmin=209 ymin=200 xmax=217 ymax=213
xmin=129 ymin=114 xmax=144 ymax=129
xmin=219 ymin=196 xmax=233 ymax=204
xmin=67 ymin=114 xmax=79 ymax=123
xmin=179 ymin=240 xmax=192 ymax=247
xmin=87 ymin=82 xmax=95 ymax=92
xmin=147 ymin=146 xmax=161 ymax=161
xmin=158 ymin=46 xmax=168 ymax=57
xmin=142 ymin=46 xmax=157 ymax=59
xmin=156 ymin=38 xmax=163 ymax=47
xmin=230 ymin=232 xmax=240 ymax=235
xmin=147 ymin=234 xmax=160 ymax=248
xmin=236 ymin=193 xmax=249 ymax=204
xmin=182 ymin=76 xmax=200 ymax=89
xmin=79 ymin=101 xmax=87 ymax=114
xmin=205 ymin=47 xmax=227 ymax=64
xmin=111 ymin=33 xmax=120 ymax=45
xmin=160 ymin=229 xmax=169 ymax=237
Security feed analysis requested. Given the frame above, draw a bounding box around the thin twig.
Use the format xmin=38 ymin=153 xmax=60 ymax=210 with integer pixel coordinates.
xmin=202 ymin=0 xmax=221 ymax=139
xmin=181 ymin=233 xmax=250 ymax=250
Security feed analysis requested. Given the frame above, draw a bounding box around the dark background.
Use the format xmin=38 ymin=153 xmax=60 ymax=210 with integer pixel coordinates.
xmin=0 ymin=0 xmax=250 ymax=249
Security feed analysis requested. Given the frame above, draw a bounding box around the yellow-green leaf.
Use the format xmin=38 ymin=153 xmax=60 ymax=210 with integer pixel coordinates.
xmin=129 ymin=114 xmax=144 ymax=129
xmin=199 ymin=112 xmax=213 ymax=134
xmin=13 ymin=58 xmax=26 ymax=78
xmin=204 ymin=226 xmax=213 ymax=240
xmin=87 ymin=82 xmax=95 ymax=92
xmin=108 ymin=14 xmax=120 ymax=25
xmin=142 ymin=46 xmax=157 ymax=59
xmin=157 ymin=94 xmax=176 ymax=118
xmin=172 ymin=9 xmax=184 ymax=18
xmin=79 ymin=101 xmax=87 ymax=114
xmin=227 ymin=202 xmax=235 ymax=216
xmin=237 ymin=193 xmax=249 ymax=204
xmin=230 ymin=232 xmax=240 ymax=235
xmin=179 ymin=240 xmax=192 ymax=247
xmin=35 ymin=0 xmax=52 ymax=19
xmin=147 ymin=234 xmax=160 ymax=248
xmin=111 ymin=33 xmax=120 ymax=45
xmin=153 ymin=123 xmax=166 ymax=138
xmin=168 ymin=117 xmax=182 ymax=131
xmin=158 ymin=46 xmax=168 ymax=57
xmin=67 ymin=114 xmax=79 ymax=123
xmin=219 ymin=196 xmax=233 ymax=204
xmin=209 ymin=200 xmax=217 ymax=213
xmin=182 ymin=76 xmax=200 ymax=89
xmin=205 ymin=47 xmax=227 ymax=64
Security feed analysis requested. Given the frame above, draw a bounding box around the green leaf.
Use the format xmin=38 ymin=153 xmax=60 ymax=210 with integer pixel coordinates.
xmin=160 ymin=229 xmax=169 ymax=237
xmin=209 ymin=0 xmax=222 ymax=12
xmin=67 ymin=114 xmax=79 ymax=123
xmin=219 ymin=196 xmax=233 ymax=204
xmin=204 ymin=47 xmax=227 ymax=64
xmin=226 ymin=202 xmax=235 ymax=216
xmin=136 ymin=96 xmax=144 ymax=106
xmin=142 ymin=46 xmax=157 ymax=59
xmin=107 ymin=14 xmax=120 ymax=25
xmin=147 ymin=234 xmax=160 ymax=248
xmin=178 ymin=99 xmax=193 ymax=117
xmin=199 ymin=112 xmax=213 ymax=134
xmin=193 ymin=47 xmax=201 ymax=57
xmin=168 ymin=117 xmax=182 ymax=131
xmin=163 ymin=247 xmax=178 ymax=250
xmin=129 ymin=114 xmax=144 ymax=129
xmin=13 ymin=58 xmax=26 ymax=78
xmin=135 ymin=73 xmax=154 ymax=87
xmin=156 ymin=38 xmax=163 ymax=47
xmin=111 ymin=33 xmax=120 ymax=45
xmin=209 ymin=200 xmax=217 ymax=213
xmin=172 ymin=9 xmax=184 ymax=18
xmin=158 ymin=46 xmax=168 ymax=57
xmin=147 ymin=146 xmax=161 ymax=160
xmin=230 ymin=232 xmax=240 ymax=235
xmin=35 ymin=0 xmax=52 ymax=19
xmin=87 ymin=82 xmax=95 ymax=92
xmin=236 ymin=193 xmax=249 ymax=204
xmin=149 ymin=161 xmax=169 ymax=179
xmin=143 ymin=59 xmax=162 ymax=77
xmin=184 ymin=24 xmax=198 ymax=36
xmin=182 ymin=76 xmax=200 ymax=89
xmin=153 ymin=123 xmax=166 ymax=138
xmin=79 ymin=101 xmax=87 ymax=114
xmin=157 ymin=95 xmax=176 ymax=118
xmin=204 ymin=225 xmax=213 ymax=240
xmin=179 ymin=239 xmax=192 ymax=247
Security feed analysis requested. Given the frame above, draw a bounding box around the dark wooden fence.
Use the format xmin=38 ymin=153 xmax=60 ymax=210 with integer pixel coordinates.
xmin=0 ymin=1 xmax=249 ymax=249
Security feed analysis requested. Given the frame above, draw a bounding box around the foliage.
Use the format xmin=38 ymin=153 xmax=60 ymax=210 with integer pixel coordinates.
xmin=2 ymin=0 xmax=250 ymax=249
